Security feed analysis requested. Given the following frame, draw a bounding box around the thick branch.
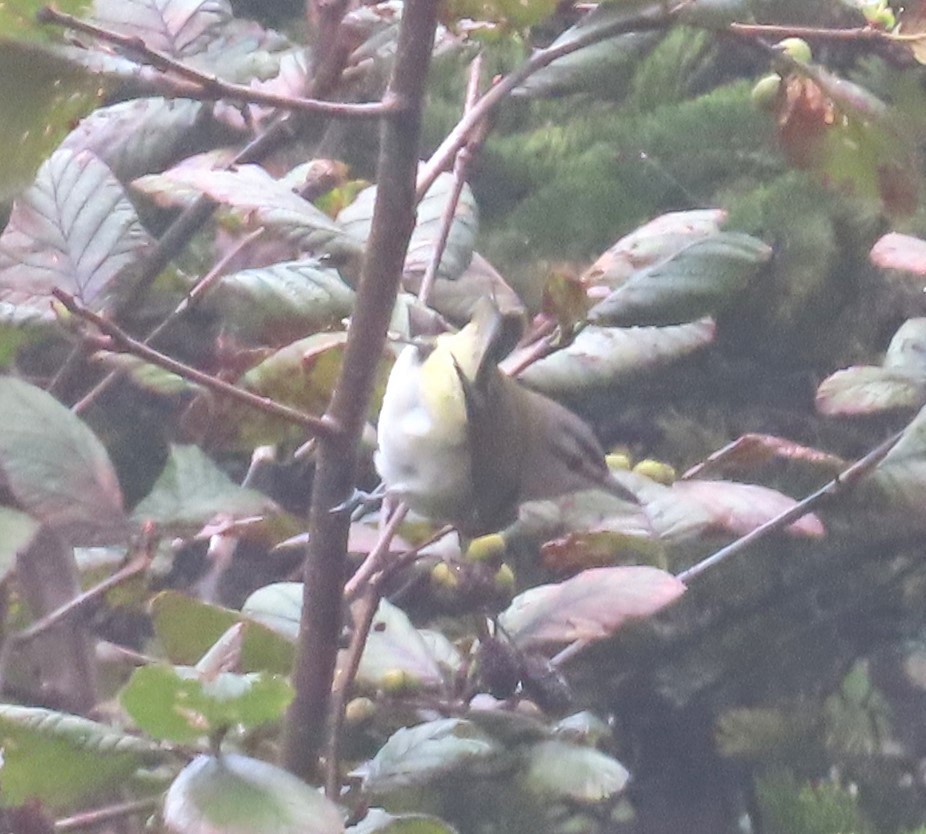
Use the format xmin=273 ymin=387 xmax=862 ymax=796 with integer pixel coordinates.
xmin=282 ymin=0 xmax=440 ymax=779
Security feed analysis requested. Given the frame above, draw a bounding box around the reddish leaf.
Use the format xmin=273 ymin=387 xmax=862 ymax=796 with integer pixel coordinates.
xmin=870 ymin=232 xmax=926 ymax=275
xmin=498 ymin=565 xmax=685 ymax=650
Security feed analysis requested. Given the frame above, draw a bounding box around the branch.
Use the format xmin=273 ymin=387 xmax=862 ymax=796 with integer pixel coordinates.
xmin=676 ymin=427 xmax=905 ymax=584
xmin=728 ymin=22 xmax=893 ymax=42
xmin=417 ymin=1 xmax=683 ymax=199
xmin=53 ymin=290 xmax=340 ymax=440
xmin=418 ymin=54 xmax=484 ymax=308
xmin=38 ymin=6 xmax=398 ymax=120
xmin=282 ymin=0 xmax=440 ymax=779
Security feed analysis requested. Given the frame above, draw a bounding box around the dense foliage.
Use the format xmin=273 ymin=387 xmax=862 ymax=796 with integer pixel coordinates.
xmin=5 ymin=1 xmax=926 ymax=833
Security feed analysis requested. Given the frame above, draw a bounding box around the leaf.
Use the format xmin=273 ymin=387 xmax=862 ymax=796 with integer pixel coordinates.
xmin=201 ymin=259 xmax=356 ymax=346
xmin=773 ymin=68 xmax=919 ymax=215
xmin=133 ymin=444 xmax=277 ymax=532
xmin=356 ymin=718 xmax=502 ymax=794
xmin=521 ymin=740 xmax=629 ymax=803
xmin=91 ymin=0 xmax=232 ymax=59
xmin=643 ymin=477 xmax=825 ymax=544
xmin=241 ymin=582 xmax=303 ymax=641
xmin=883 ymin=317 xmax=926 ymax=373
xmin=151 ymin=590 xmax=294 ymax=674
xmin=0 ymin=0 xmax=92 ymax=41
xmin=870 ymin=232 xmax=926 ymax=275
xmin=163 ymin=754 xmax=344 ymax=834
xmin=512 ymin=3 xmax=665 ymax=98
xmin=815 ymin=366 xmax=926 ymax=416
xmin=511 ymin=489 xmax=663 ymax=573
xmin=582 ymin=209 xmax=728 ymax=294
xmin=0 ymin=704 xmax=160 ymax=811
xmin=92 ymin=352 xmax=202 ymax=397
xmin=519 ymin=320 xmax=715 ymax=396
xmin=348 ymin=809 xmax=459 ymax=834
xmin=0 ymin=376 xmax=127 ymax=546
xmin=0 ymin=149 xmax=152 ymax=309
xmin=587 ymin=232 xmax=771 ymax=327
xmin=0 ymin=41 xmax=102 ymax=200
xmin=61 ymin=98 xmax=214 ymax=184
xmin=0 ymin=507 xmax=41 ymax=580
xmin=498 ymin=565 xmax=686 ymax=650
xmin=863 ymin=403 xmax=926 ymax=518
xmin=133 ymin=162 xmax=357 ymax=255
xmin=444 ymin=0 xmax=556 ymax=33
xmin=356 ymin=599 xmax=448 ymax=691
xmin=339 ymin=172 xmax=478 ymax=289
xmin=120 ymin=665 xmax=293 ymax=744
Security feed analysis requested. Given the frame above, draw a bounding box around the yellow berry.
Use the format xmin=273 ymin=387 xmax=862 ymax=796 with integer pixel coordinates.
xmin=605 ymin=452 xmax=633 ymax=471
xmin=344 ymin=697 xmax=376 ymax=725
xmin=430 ymin=561 xmax=459 ymax=589
xmin=632 ymin=459 xmax=677 ymax=485
xmin=380 ymin=668 xmax=418 ymax=694
xmin=465 ymin=533 xmax=507 ymax=562
xmin=494 ymin=563 xmax=515 ymax=591
xmin=751 ymin=74 xmax=782 ymax=111
xmin=777 ymin=37 xmax=812 ymax=63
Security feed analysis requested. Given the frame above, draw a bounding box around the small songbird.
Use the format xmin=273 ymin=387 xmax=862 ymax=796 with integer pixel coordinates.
xmin=375 ymin=299 xmax=637 ymax=536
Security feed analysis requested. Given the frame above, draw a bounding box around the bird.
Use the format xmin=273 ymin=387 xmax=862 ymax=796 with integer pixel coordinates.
xmin=375 ymin=298 xmax=638 ymax=536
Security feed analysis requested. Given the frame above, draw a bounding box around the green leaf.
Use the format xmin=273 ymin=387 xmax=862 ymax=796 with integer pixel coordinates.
xmin=0 ymin=0 xmax=92 ymax=40
xmin=498 ymin=565 xmax=686 ymax=650
xmin=0 ymin=704 xmax=161 ymax=811
xmin=0 ymin=506 xmax=41 ymax=581
xmin=0 ymin=149 xmax=152 ymax=309
xmin=133 ymin=444 xmax=277 ymax=533
xmin=815 ymin=366 xmax=926 ymax=416
xmin=0 ymin=376 xmax=127 ymax=546
xmin=61 ymin=98 xmax=211 ymax=184
xmin=521 ymin=740 xmax=629 ymax=803
xmin=241 ymin=582 xmax=303 ymax=641
xmin=151 ymin=590 xmax=294 ymax=674
xmin=883 ymin=317 xmax=926 ymax=374
xmin=134 ymin=162 xmax=357 ymax=255
xmin=0 ymin=41 xmax=102 ymax=200
xmin=357 ymin=718 xmax=502 ymax=794
xmin=201 ymin=259 xmax=356 ymax=346
xmin=519 ymin=320 xmax=715 ymax=396
xmin=513 ymin=489 xmax=664 ymax=572
xmin=356 ymin=599 xmax=449 ymax=691
xmin=582 ymin=209 xmax=727 ymax=292
xmin=512 ymin=3 xmax=665 ymax=98
xmin=588 ymin=232 xmax=772 ymax=327
xmin=120 ymin=665 xmax=293 ymax=744
xmin=338 ymin=172 xmax=478 ymax=288
xmin=348 ymin=809 xmax=459 ymax=834
xmin=163 ymin=754 xmax=344 ymax=834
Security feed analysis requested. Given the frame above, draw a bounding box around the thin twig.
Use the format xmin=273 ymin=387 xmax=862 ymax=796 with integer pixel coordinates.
xmin=54 ymin=290 xmax=341 ymax=439
xmin=344 ymin=503 xmax=409 ymax=599
xmin=55 ymin=797 xmax=160 ymax=832
xmin=324 ymin=585 xmax=381 ymax=798
xmin=13 ymin=553 xmax=152 ymax=645
xmin=73 ymin=228 xmax=266 ymax=414
xmin=38 ymin=6 xmax=399 ymax=120
xmin=676 ymin=428 xmax=906 ymax=584
xmin=417 ymin=1 xmax=683 ymax=200
xmin=728 ymin=22 xmax=893 ymax=42
xmin=418 ymin=54 xmax=484 ymax=308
